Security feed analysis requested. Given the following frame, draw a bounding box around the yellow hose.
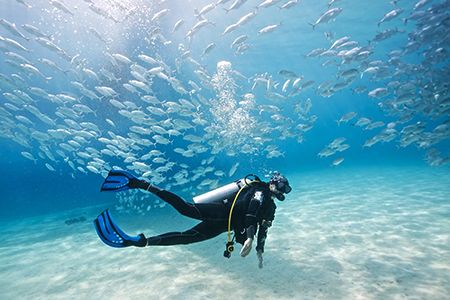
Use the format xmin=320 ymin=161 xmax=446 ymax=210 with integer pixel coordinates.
xmin=227 ymin=180 xmax=255 ymax=243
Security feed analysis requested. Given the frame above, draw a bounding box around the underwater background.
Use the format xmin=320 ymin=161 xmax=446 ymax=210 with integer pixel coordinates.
xmin=0 ymin=0 xmax=449 ymax=299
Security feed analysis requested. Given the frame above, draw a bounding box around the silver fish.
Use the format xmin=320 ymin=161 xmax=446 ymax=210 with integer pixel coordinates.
xmin=50 ymin=0 xmax=74 ymax=16
xmin=172 ymin=19 xmax=184 ymax=33
xmin=0 ymin=19 xmax=29 ymax=41
xmin=309 ymin=8 xmax=343 ymax=30
xmin=378 ymin=9 xmax=403 ymax=27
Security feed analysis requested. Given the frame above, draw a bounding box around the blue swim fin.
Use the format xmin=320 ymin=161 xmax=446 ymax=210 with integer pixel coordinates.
xmin=100 ymin=170 xmax=138 ymax=192
xmin=93 ymin=209 xmax=147 ymax=248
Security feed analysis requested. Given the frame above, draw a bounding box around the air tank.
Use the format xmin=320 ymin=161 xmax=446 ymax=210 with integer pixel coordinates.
xmin=193 ymin=178 xmax=248 ymax=204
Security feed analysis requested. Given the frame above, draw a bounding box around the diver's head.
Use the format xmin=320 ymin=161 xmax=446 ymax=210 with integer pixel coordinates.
xmin=268 ymin=171 xmax=291 ymax=201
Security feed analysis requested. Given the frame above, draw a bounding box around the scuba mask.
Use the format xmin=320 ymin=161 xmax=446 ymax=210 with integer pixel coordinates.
xmin=269 ymin=172 xmax=291 ymax=201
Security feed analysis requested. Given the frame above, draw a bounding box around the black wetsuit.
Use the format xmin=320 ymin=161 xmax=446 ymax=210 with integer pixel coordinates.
xmin=137 ymin=181 xmax=276 ymax=252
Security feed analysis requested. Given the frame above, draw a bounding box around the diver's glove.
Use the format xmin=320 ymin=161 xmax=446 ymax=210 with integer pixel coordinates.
xmin=261 ymin=220 xmax=272 ymax=228
xmin=240 ymin=238 xmax=253 ymax=257
xmin=257 ymin=250 xmax=263 ymax=269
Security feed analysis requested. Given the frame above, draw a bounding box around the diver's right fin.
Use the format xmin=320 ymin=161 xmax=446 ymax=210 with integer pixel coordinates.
xmin=100 ymin=169 xmax=138 ymax=192
xmin=93 ymin=209 xmax=147 ymax=248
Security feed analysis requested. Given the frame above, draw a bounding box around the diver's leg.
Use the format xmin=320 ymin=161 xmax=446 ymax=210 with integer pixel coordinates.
xmin=133 ymin=180 xmax=227 ymax=221
xmin=146 ymin=221 xmax=226 ymax=246
xmin=131 ymin=179 xmax=204 ymax=219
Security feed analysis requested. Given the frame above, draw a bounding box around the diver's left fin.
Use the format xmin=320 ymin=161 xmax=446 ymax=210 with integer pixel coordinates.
xmin=93 ymin=209 xmax=147 ymax=248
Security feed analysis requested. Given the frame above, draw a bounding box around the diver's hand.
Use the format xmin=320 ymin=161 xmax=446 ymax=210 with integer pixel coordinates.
xmin=257 ymin=250 xmax=263 ymax=269
xmin=240 ymin=238 xmax=253 ymax=257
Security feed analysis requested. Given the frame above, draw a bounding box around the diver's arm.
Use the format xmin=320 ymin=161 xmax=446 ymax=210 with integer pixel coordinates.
xmin=256 ymin=202 xmax=276 ymax=267
xmin=255 ymin=220 xmax=271 ymax=253
xmin=256 ymin=200 xmax=276 ymax=253
xmin=244 ymin=191 xmax=264 ymax=239
xmin=255 ymin=222 xmax=269 ymax=268
xmin=240 ymin=191 xmax=263 ymax=257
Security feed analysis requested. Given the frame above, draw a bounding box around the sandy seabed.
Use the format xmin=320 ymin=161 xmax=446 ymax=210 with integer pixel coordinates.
xmin=0 ymin=166 xmax=449 ymax=300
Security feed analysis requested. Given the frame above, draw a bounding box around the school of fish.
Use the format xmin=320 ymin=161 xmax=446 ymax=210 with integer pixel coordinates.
xmin=0 ymin=0 xmax=449 ymax=205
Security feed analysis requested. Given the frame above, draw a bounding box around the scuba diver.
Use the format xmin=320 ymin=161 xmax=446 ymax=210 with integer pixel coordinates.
xmin=94 ymin=170 xmax=291 ymax=267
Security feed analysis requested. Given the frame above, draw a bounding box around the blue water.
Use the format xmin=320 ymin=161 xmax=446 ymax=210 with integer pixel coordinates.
xmin=0 ymin=0 xmax=449 ymax=298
